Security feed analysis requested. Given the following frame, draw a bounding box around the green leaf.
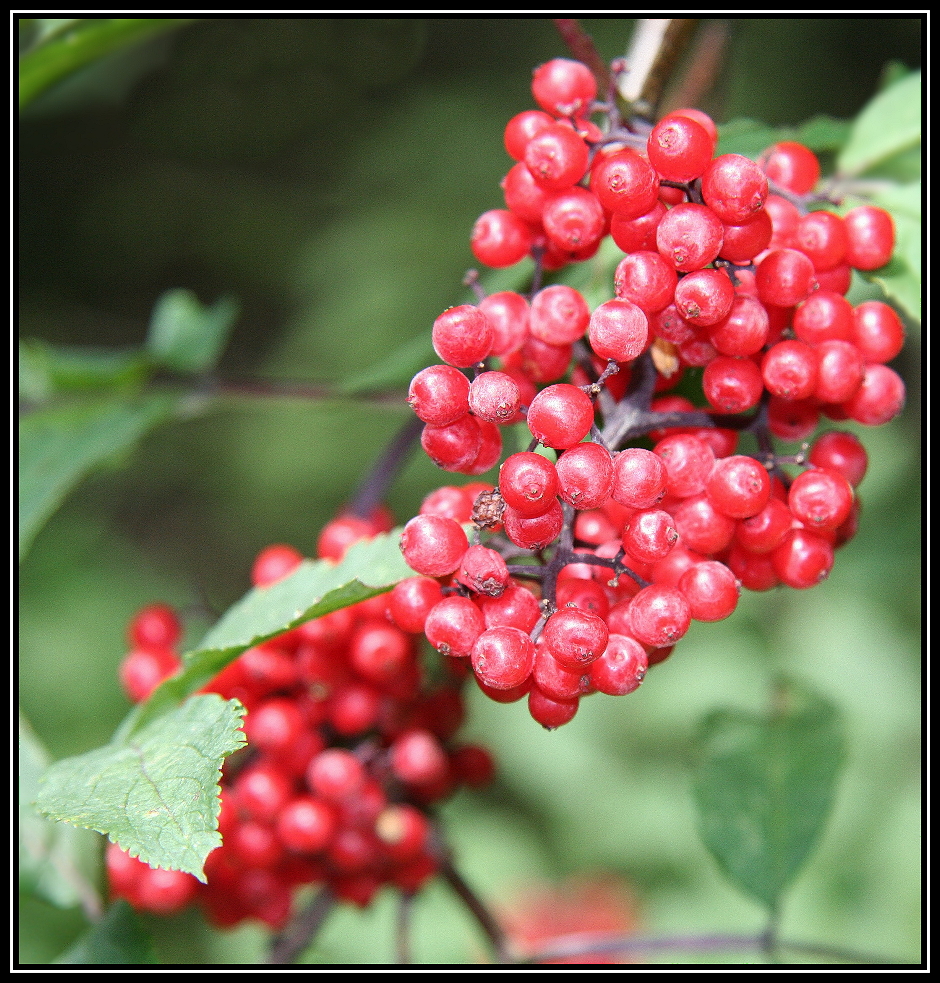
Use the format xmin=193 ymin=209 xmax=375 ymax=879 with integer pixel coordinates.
xmin=19 ymin=712 xmax=100 ymax=911
xmin=837 ymin=71 xmax=921 ymax=177
xmin=145 ymin=289 xmax=239 ymax=375
xmin=18 ymin=393 xmax=182 ymax=562
xmin=717 ymin=116 xmax=851 ymax=161
xmin=692 ymin=681 xmax=846 ymax=911
xmin=54 ymin=901 xmax=157 ymax=965
xmin=117 ymin=530 xmax=415 ymax=739
xmin=19 ymin=338 xmax=150 ymax=403
xmin=18 ymin=18 xmax=196 ymax=110
xmin=194 ymin=528 xmax=414 ymax=662
xmin=35 ymin=695 xmax=246 ymax=882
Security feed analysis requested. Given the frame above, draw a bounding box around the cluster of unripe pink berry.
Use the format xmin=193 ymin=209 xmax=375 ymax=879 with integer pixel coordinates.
xmin=400 ymin=57 xmax=905 ymax=729
xmin=111 ymin=519 xmax=494 ymax=927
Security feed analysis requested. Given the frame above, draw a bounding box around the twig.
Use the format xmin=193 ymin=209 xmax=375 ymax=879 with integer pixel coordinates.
xmin=265 ymin=886 xmax=337 ymax=964
xmin=552 ymin=19 xmax=612 ymax=94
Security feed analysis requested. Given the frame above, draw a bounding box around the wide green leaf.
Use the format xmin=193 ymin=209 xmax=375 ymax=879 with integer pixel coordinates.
xmin=691 ymin=681 xmax=846 ymax=911
xmin=18 ymin=393 xmax=182 ymax=561
xmin=54 ymin=901 xmax=157 ymax=965
xmin=837 ymin=71 xmax=921 ymax=177
xmin=145 ymin=289 xmax=240 ymax=375
xmin=35 ymin=695 xmax=246 ymax=882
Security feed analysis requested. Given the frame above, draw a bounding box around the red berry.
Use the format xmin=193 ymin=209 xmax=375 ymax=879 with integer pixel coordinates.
xmin=128 ymin=603 xmax=181 ymax=650
xmin=526 ymin=384 xmax=595 ymax=449
xmin=471 ymin=626 xmax=536 ymax=690
xmin=399 ymin=514 xmax=469 ymax=577
xmin=647 ymin=113 xmax=714 ymax=182
xmin=843 ymin=205 xmax=895 ymax=270
xmin=759 ymin=141 xmax=820 ymax=195
xmin=542 ymin=607 xmax=609 ymax=671
xmin=531 ymin=58 xmax=597 ymax=118
xmin=701 ymin=153 xmax=769 ymax=224
xmin=432 ymin=305 xmax=494 ymax=367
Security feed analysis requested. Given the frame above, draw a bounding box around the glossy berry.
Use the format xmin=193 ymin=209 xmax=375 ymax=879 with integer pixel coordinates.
xmin=531 ymin=58 xmax=597 ymax=118
xmin=542 ymin=607 xmax=609 ymax=671
xmin=588 ymin=299 xmax=650 ymax=362
xmin=788 ymin=467 xmax=854 ymax=532
xmin=843 ymin=205 xmax=895 ymax=270
xmin=128 ymin=603 xmax=181 ymax=650
xmin=399 ymin=514 xmax=469 ymax=577
xmin=647 ymin=113 xmax=714 ymax=182
xmin=471 ymin=626 xmax=536 ymax=690
xmin=499 ymin=452 xmax=559 ymax=518
xmin=701 ymin=153 xmax=769 ymax=224
xmin=432 ymin=306 xmax=494 ymax=367
xmin=526 ymin=384 xmax=595 ymax=449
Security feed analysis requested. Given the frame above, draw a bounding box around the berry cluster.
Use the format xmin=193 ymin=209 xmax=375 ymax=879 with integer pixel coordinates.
xmin=401 ymin=58 xmax=906 ymax=728
xmin=110 ymin=516 xmax=494 ymax=929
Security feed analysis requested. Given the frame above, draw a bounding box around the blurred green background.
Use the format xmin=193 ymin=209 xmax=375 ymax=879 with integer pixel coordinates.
xmin=19 ymin=18 xmax=921 ymax=964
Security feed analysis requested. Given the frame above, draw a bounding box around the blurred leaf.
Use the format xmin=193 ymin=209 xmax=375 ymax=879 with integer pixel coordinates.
xmin=18 ymin=18 xmax=196 ymax=110
xmin=145 ymin=289 xmax=240 ymax=375
xmin=54 ymin=901 xmax=157 ymax=965
xmin=837 ymin=70 xmax=921 ymax=177
xmin=18 ymin=393 xmax=182 ymax=562
xmin=19 ymin=338 xmax=150 ymax=403
xmin=19 ymin=712 xmax=100 ymax=912
xmin=717 ymin=115 xmax=851 ymax=161
xmin=692 ymin=680 xmax=846 ymax=911
xmin=35 ymin=695 xmax=246 ymax=882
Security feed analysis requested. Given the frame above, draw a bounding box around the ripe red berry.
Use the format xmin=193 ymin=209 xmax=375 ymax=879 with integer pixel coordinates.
xmin=678 ymin=561 xmax=740 ymax=622
xmin=758 ymin=141 xmax=820 ymax=195
xmin=432 ymin=305 xmax=494 ymax=367
xmin=701 ymin=153 xmax=769 ymax=224
xmin=843 ymin=205 xmax=895 ymax=270
xmin=128 ymin=603 xmax=182 ymax=650
xmin=542 ymin=607 xmax=609 ymax=671
xmin=647 ymin=112 xmax=714 ymax=182
xmin=471 ymin=209 xmax=533 ymax=268
xmin=471 ymin=626 xmax=536 ymax=690
xmin=252 ymin=544 xmax=303 ymax=587
xmin=788 ymin=467 xmax=855 ymax=532
xmin=588 ymin=299 xmax=650 ymax=362
xmin=526 ymin=384 xmax=595 ymax=449
xmin=524 ymin=122 xmax=590 ymax=191
xmin=408 ymin=364 xmax=471 ymax=425
xmin=531 ymin=58 xmax=597 ymax=118
xmin=399 ymin=514 xmax=469 ymax=577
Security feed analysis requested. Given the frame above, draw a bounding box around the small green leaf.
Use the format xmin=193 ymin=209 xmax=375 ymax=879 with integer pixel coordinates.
xmin=145 ymin=289 xmax=239 ymax=375
xmin=192 ymin=528 xmax=414 ymax=662
xmin=18 ymin=393 xmax=182 ymax=562
xmin=54 ymin=901 xmax=157 ymax=965
xmin=35 ymin=695 xmax=246 ymax=882
xmin=19 ymin=338 xmax=150 ymax=403
xmin=117 ymin=528 xmax=416 ymax=739
xmin=716 ymin=116 xmax=851 ymax=162
xmin=19 ymin=18 xmax=196 ymax=110
xmin=837 ymin=71 xmax=921 ymax=177
xmin=692 ymin=681 xmax=846 ymax=911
